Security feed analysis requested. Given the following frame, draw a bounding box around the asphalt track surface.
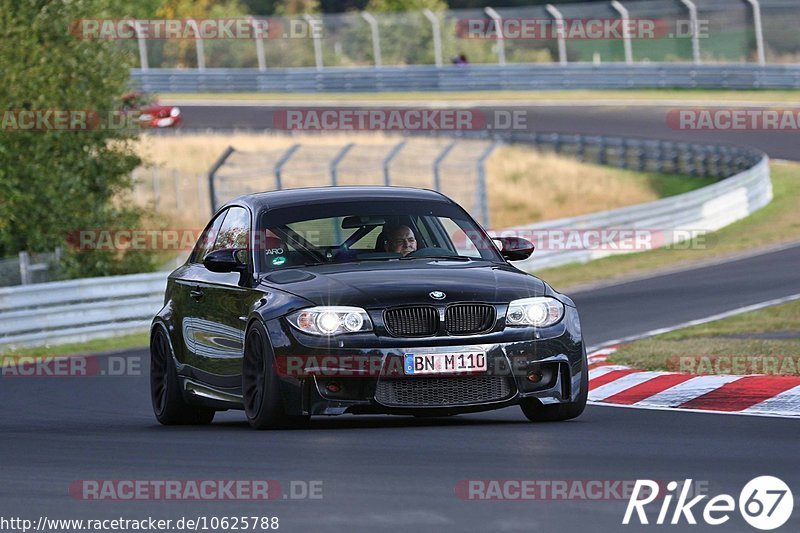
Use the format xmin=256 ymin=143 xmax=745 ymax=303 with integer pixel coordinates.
xmin=2 ymin=105 xmax=799 ymax=532
xmin=176 ymin=104 xmax=800 ymax=160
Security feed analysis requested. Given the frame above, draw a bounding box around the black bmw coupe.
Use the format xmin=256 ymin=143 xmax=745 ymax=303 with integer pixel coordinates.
xmin=150 ymin=187 xmax=587 ymax=429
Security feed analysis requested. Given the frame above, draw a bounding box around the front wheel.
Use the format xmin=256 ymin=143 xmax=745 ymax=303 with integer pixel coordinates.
xmin=150 ymin=326 xmax=215 ymax=425
xmin=519 ymin=348 xmax=588 ymax=422
xmin=242 ymin=321 xmax=309 ymax=430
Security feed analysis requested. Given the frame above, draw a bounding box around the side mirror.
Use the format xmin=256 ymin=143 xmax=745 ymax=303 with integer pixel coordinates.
xmin=494 ymin=237 xmax=535 ymax=261
xmin=203 ymin=248 xmax=248 ymax=273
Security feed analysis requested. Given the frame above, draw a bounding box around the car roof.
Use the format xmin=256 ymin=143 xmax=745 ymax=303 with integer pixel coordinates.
xmin=226 ymin=186 xmax=453 ymax=211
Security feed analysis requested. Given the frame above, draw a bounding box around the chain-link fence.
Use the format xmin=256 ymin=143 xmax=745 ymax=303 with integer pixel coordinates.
xmin=209 ymin=136 xmax=496 ymax=226
xmin=122 ymin=0 xmax=800 ymax=70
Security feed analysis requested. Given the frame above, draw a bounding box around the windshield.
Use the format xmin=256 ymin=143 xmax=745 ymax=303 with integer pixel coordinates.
xmin=256 ymin=199 xmax=502 ymax=272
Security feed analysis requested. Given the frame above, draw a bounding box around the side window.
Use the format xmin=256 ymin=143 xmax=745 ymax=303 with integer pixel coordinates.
xmin=437 ymin=217 xmax=483 ymax=258
xmin=212 ymin=206 xmax=250 ymax=253
xmin=190 ymin=210 xmax=227 ymax=264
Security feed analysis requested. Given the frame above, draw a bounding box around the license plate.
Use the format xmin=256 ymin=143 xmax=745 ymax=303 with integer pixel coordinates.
xmin=403 ymin=352 xmax=487 ymax=375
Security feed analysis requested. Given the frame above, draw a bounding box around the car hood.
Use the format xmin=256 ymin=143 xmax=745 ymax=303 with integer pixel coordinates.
xmin=259 ymin=260 xmax=546 ymax=308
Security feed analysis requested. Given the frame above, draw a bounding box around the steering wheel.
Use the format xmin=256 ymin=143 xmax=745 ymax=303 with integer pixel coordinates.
xmin=404 ymin=247 xmax=458 ymax=258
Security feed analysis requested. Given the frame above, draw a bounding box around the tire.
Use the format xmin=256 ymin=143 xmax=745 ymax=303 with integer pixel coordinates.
xmin=150 ymin=326 xmax=215 ymax=425
xmin=242 ymin=321 xmax=310 ymax=430
xmin=519 ymin=347 xmax=588 ymax=422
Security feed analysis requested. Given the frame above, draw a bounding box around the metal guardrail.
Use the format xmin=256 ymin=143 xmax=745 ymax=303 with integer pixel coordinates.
xmin=0 ymin=133 xmax=771 ymax=349
xmin=132 ymin=64 xmax=800 ymax=93
xmin=0 ymin=272 xmax=167 ymax=349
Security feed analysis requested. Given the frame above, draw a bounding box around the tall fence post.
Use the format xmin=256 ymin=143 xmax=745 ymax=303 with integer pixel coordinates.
xmin=249 ymin=16 xmax=267 ymax=71
xmin=745 ymin=0 xmax=766 ymax=65
xmin=545 ymin=4 xmax=568 ymax=65
xmin=611 ymin=1 xmax=633 ymax=64
xmin=383 ymin=140 xmax=406 ymax=186
xmin=361 ymin=12 xmax=382 ymax=68
xmin=680 ymin=0 xmax=701 ymax=64
xmin=186 ymin=19 xmax=206 ymax=70
xmin=330 ymin=143 xmax=355 ymax=186
xmin=476 ymin=142 xmax=498 ymax=228
xmin=484 ymin=7 xmax=506 ymax=65
xmin=422 ymin=9 xmax=443 ymax=67
xmin=208 ymin=146 xmax=236 ymax=213
xmin=304 ymin=14 xmax=324 ymax=70
xmin=274 ymin=144 xmax=301 ymax=190
xmin=433 ymin=140 xmax=457 ymax=191
xmin=128 ymin=21 xmax=149 ymax=71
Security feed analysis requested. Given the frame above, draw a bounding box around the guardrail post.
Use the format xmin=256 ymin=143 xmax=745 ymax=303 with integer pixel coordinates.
xmin=330 ymin=143 xmax=355 ymax=186
xmin=127 ymin=21 xmax=148 ymax=71
xmin=422 ymin=9 xmax=443 ymax=67
xmin=249 ymin=16 xmax=267 ymax=71
xmin=361 ymin=12 xmax=382 ymax=67
xmin=745 ymin=0 xmax=766 ymax=65
xmin=484 ymin=7 xmax=506 ymax=65
xmin=433 ymin=140 xmax=457 ymax=191
xmin=610 ymin=1 xmax=633 ymax=64
xmin=680 ymin=0 xmax=701 ymax=64
xmin=274 ymin=144 xmax=301 ymax=190
xmin=546 ymin=4 xmax=568 ymax=65
xmin=19 ymin=251 xmax=30 ymax=285
xmin=303 ymin=14 xmax=324 ymax=70
xmin=383 ymin=140 xmax=406 ymax=186
xmin=476 ymin=142 xmax=498 ymax=228
xmin=208 ymin=146 xmax=236 ymax=213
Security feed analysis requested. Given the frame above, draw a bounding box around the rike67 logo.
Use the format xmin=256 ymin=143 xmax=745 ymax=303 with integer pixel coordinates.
xmin=624 ymin=476 xmax=793 ymax=530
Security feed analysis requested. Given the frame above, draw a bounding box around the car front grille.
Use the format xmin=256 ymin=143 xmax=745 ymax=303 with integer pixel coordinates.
xmin=444 ymin=304 xmax=495 ymax=335
xmin=384 ymin=304 xmax=496 ymax=337
xmin=375 ymin=376 xmax=515 ymax=407
xmin=384 ymin=306 xmax=438 ymax=337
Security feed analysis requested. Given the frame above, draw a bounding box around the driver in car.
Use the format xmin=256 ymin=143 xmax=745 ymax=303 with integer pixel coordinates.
xmin=384 ymin=225 xmax=417 ymax=256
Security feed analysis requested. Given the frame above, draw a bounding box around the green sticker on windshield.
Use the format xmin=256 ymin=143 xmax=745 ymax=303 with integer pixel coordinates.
xmin=271 ymin=256 xmax=286 ymax=266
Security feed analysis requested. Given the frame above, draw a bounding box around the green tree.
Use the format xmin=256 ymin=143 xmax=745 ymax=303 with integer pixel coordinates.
xmin=0 ymin=0 xmax=156 ymax=277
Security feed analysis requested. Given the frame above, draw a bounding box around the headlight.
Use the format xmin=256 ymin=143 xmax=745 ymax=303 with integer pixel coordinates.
xmin=505 ymin=297 xmax=564 ymax=328
xmin=170 ymin=106 xmax=181 ymax=117
xmin=288 ymin=306 xmax=372 ymax=336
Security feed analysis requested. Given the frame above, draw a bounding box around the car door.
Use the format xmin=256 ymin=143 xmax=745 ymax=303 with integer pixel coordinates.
xmin=169 ymin=209 xmax=227 ymax=368
xmin=187 ymin=205 xmax=263 ymax=390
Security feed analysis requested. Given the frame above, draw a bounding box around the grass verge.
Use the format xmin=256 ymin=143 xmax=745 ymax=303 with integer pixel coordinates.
xmin=161 ymin=89 xmax=800 ymax=104
xmin=609 ymin=300 xmax=800 ymax=375
xmin=1 ymin=332 xmax=149 ymax=360
xmin=131 ymin=132 xmax=706 ymax=229
xmin=536 ymin=161 xmax=800 ymax=290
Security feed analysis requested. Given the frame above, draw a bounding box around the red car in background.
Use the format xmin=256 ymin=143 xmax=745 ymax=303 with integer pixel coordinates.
xmin=120 ymin=92 xmax=182 ymax=128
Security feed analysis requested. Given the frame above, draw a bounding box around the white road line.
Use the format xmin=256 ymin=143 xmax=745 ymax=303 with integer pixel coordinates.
xmin=588 ymin=371 xmax=666 ymax=401
xmin=633 ymin=375 xmax=743 ymax=408
xmin=742 ymin=384 xmax=800 ymax=416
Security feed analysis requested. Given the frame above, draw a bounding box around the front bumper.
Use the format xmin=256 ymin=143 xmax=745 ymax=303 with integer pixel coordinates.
xmin=266 ymin=306 xmax=585 ymax=416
